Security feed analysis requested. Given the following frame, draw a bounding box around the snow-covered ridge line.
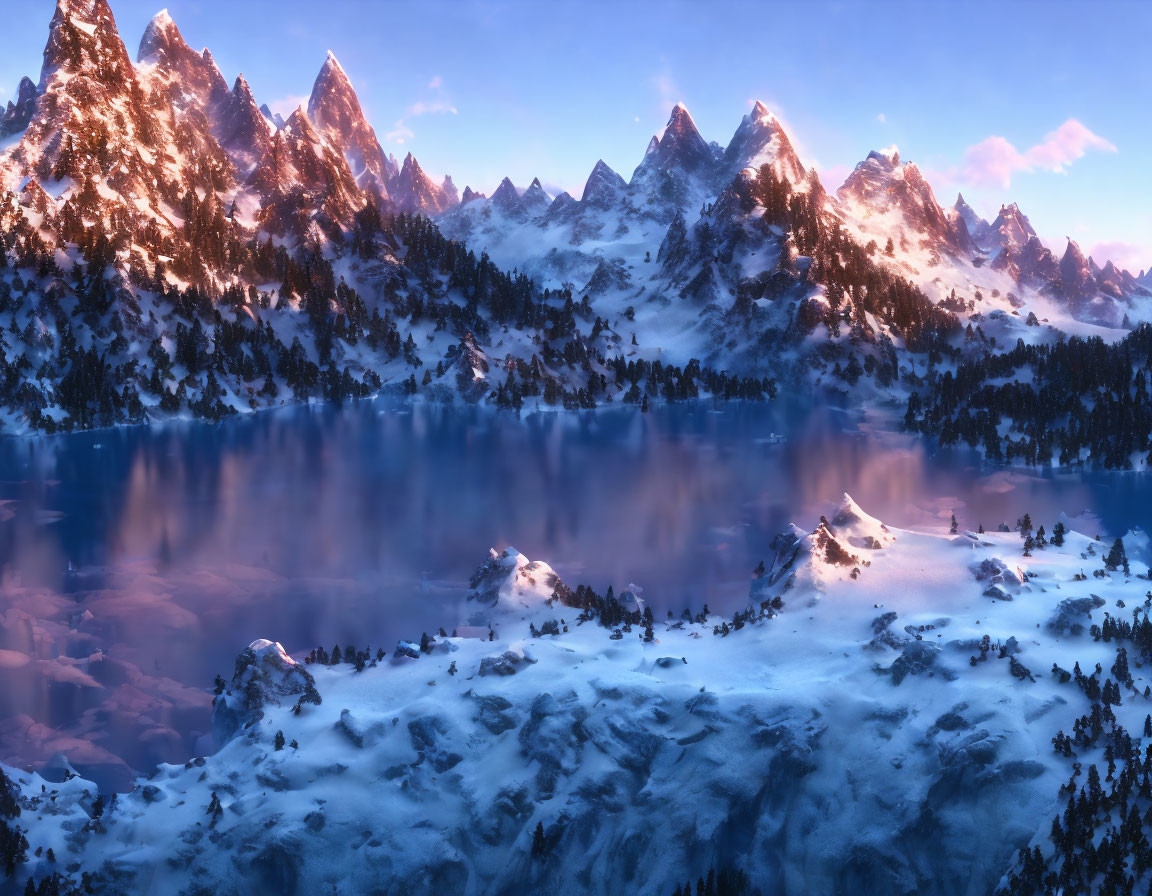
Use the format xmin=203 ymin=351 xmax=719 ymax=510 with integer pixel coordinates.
xmin=4 ymin=495 xmax=1151 ymax=894
xmin=0 ymin=0 xmax=1148 ymax=464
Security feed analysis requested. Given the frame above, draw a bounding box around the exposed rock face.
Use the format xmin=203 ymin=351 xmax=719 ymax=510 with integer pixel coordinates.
xmin=1059 ymin=239 xmax=1097 ymax=305
xmin=137 ymin=8 xmax=229 ymax=113
xmin=390 ymin=151 xmax=452 ymax=212
xmin=986 ymin=203 xmax=1037 ymax=254
xmin=580 ymin=159 xmax=627 ymax=208
xmin=0 ymin=77 xmax=38 ymax=138
xmin=489 ymin=176 xmax=523 ymax=214
xmin=307 ymin=51 xmax=393 ymax=202
xmin=1 ymin=2 xmax=463 ymax=257
xmin=519 ymin=177 xmax=552 ymax=217
xmin=838 ymin=147 xmax=970 ymax=254
xmin=1047 ymin=595 xmax=1106 ymax=636
xmin=466 ymin=547 xmax=567 ymax=621
xmin=721 ymin=100 xmax=807 ymax=185
xmin=249 ymin=106 xmax=365 ymax=237
xmin=953 ymin=193 xmax=988 ymax=244
xmin=211 ymin=639 xmax=320 ymax=745
xmin=215 ymin=74 xmax=273 ymax=166
xmin=637 ymin=102 xmax=714 ymax=177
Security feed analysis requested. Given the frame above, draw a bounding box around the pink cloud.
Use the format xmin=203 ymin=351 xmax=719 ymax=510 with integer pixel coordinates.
xmin=818 ymin=163 xmax=852 ymax=191
xmin=960 ymin=119 xmax=1116 ymax=189
xmin=1088 ymin=240 xmax=1151 ymax=275
xmin=267 ymin=94 xmax=308 ymax=120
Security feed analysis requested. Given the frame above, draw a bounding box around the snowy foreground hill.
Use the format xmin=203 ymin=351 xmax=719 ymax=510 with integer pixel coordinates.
xmin=4 ymin=495 xmax=1151 ymax=895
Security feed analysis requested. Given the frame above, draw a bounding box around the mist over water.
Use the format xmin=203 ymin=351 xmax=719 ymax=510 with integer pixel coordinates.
xmin=0 ymin=396 xmax=1145 ymax=789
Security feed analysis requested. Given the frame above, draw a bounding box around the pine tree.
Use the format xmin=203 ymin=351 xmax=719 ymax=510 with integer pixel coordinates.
xmin=274 ymin=730 xmax=285 ymax=751
xmin=531 ymin=821 xmax=547 ymax=857
xmin=1105 ymin=538 xmax=1126 ymax=571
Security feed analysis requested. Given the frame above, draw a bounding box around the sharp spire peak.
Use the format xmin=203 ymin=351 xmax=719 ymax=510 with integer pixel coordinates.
xmin=750 ymin=99 xmax=776 ymax=121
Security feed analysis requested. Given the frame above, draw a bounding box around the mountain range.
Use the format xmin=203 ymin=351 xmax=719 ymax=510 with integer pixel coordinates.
xmin=0 ymin=0 xmax=1149 ymax=434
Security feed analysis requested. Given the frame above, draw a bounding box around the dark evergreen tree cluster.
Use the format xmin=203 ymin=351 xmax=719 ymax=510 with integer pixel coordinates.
xmin=304 ymin=642 xmax=386 ymax=673
xmin=671 ymin=866 xmax=757 ymax=896
xmin=906 ymin=325 xmax=1152 ymax=468
xmin=999 ymin=609 xmax=1152 ymax=894
xmin=0 ymin=189 xmax=782 ymax=431
xmin=0 ymin=767 xmax=27 ymax=879
xmin=736 ymin=164 xmax=959 ymax=351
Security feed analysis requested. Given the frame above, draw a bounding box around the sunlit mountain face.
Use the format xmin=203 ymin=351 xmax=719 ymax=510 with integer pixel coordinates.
xmin=0 ymin=1 xmax=1150 ymax=894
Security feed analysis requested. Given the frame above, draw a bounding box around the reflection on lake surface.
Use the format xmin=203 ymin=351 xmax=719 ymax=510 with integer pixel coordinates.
xmin=0 ymin=396 xmax=1144 ymax=788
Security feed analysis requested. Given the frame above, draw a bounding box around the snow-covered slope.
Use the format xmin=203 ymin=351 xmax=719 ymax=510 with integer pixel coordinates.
xmin=7 ymin=495 xmax=1150 ymax=894
xmin=0 ymin=0 xmax=1149 ymax=440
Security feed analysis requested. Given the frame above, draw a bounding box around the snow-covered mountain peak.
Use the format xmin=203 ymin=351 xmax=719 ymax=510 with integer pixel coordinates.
xmin=581 ymin=158 xmax=628 ymax=207
xmin=951 ymin=192 xmax=989 ymax=245
xmin=212 ymin=638 xmax=320 ymax=746
xmin=51 ymin=0 xmax=115 ymax=23
xmin=137 ymin=7 xmax=180 ymax=62
xmin=519 ymin=177 xmax=552 ymax=214
xmin=306 ymin=47 xmax=392 ymax=202
xmin=311 ymin=50 xmax=353 ymax=105
xmin=232 ymin=72 xmax=253 ymax=98
xmin=441 ymin=173 xmax=459 ymax=205
xmin=1060 ymin=238 xmax=1096 ymax=303
xmin=390 ymin=150 xmax=452 ymax=212
xmin=284 ymin=104 xmax=310 ymax=131
xmin=137 ymin=5 xmax=227 ymax=113
xmin=490 ymin=176 xmax=522 ymax=209
xmin=987 ymin=202 xmax=1038 ymax=251
xmin=749 ymin=99 xmax=775 ymax=122
xmin=829 ymin=492 xmax=893 ymax=542
xmin=642 ymin=102 xmax=712 ymax=175
xmin=722 ymin=98 xmax=807 ymax=185
xmin=838 ymin=145 xmax=969 ymax=255
xmin=42 ymin=0 xmax=133 ymax=89
xmin=323 ymin=49 xmax=346 ymax=74
xmin=216 ymin=71 xmax=273 ymax=165
xmin=466 ymin=547 xmax=568 ymax=622
xmin=259 ymin=102 xmax=284 ymax=128
xmin=249 ymin=638 xmax=297 ymax=667
xmin=866 ymin=145 xmax=901 ymax=166
xmin=0 ymin=76 xmax=37 ymax=138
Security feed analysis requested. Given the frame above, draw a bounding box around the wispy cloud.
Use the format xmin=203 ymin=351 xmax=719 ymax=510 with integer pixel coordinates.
xmin=384 ymin=122 xmax=415 ymax=143
xmin=267 ymin=94 xmax=308 ymax=120
xmin=648 ymin=66 xmax=682 ymax=126
xmin=875 ymin=113 xmax=886 ymax=124
xmin=959 ymin=119 xmax=1116 ymax=189
xmin=385 ymin=76 xmax=457 ymax=145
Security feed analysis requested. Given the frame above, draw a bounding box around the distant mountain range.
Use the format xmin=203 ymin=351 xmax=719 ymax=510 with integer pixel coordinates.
xmin=0 ymin=0 xmax=1148 ymax=433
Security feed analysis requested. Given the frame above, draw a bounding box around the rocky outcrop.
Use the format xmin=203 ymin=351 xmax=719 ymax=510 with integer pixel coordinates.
xmin=212 ymin=639 xmax=320 ymax=745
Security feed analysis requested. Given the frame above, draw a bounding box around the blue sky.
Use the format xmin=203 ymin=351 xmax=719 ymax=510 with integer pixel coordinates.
xmin=4 ymin=0 xmax=1152 ymax=271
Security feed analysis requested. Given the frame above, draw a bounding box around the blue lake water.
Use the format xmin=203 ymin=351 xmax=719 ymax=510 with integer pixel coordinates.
xmin=0 ymin=396 xmax=1147 ymax=788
